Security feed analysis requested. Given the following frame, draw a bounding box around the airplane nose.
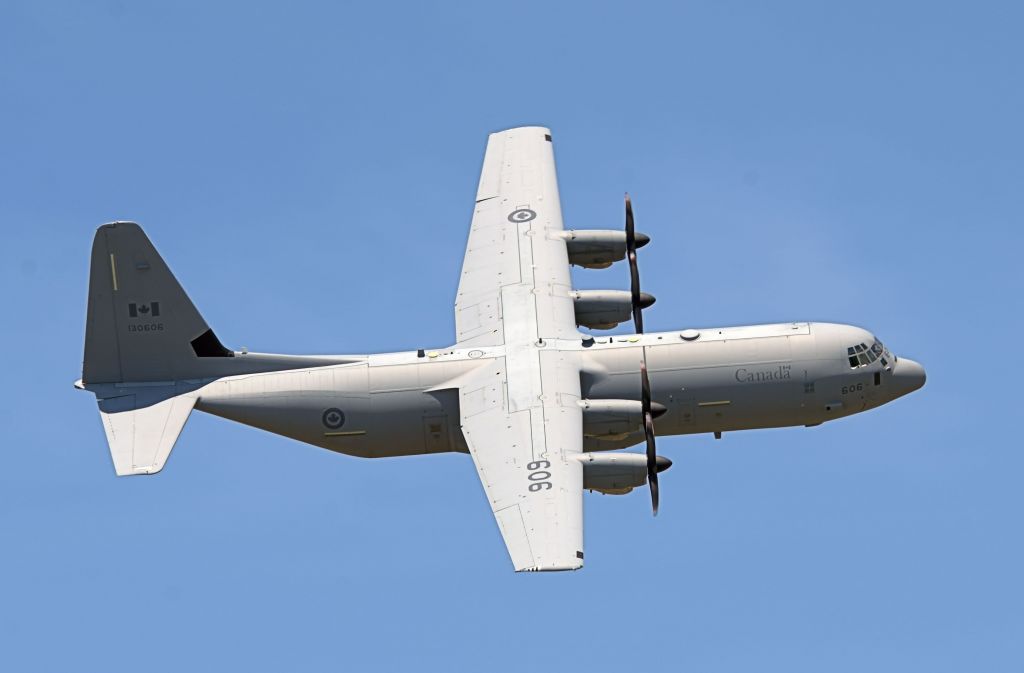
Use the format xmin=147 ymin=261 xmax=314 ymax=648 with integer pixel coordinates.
xmin=891 ymin=358 xmax=926 ymax=397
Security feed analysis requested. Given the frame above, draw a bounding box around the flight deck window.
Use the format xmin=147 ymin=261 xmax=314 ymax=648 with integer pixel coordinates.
xmin=847 ymin=340 xmax=884 ymax=368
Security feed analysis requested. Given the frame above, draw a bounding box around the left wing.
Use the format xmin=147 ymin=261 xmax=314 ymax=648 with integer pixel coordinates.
xmin=459 ymin=352 xmax=584 ymax=572
xmin=454 ymin=127 xmax=585 ymax=571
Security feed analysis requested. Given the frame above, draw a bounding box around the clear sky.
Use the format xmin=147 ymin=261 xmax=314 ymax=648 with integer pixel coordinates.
xmin=2 ymin=1 xmax=1022 ymax=671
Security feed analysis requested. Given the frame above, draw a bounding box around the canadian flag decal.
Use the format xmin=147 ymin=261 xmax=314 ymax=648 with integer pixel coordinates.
xmin=128 ymin=302 xmax=160 ymax=318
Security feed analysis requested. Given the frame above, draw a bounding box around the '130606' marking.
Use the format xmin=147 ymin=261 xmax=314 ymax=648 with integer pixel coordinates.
xmin=128 ymin=323 xmax=164 ymax=332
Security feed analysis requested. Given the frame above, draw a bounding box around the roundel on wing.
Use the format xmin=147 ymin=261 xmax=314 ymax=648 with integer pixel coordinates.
xmin=322 ymin=407 xmax=346 ymax=429
xmin=507 ymin=208 xmax=537 ymax=223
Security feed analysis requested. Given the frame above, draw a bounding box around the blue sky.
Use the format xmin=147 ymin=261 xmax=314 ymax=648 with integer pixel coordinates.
xmin=2 ymin=1 xmax=1022 ymax=670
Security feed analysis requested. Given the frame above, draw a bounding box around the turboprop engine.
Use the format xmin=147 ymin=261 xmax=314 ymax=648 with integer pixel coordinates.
xmin=571 ymin=290 xmax=655 ymax=330
xmin=576 ymin=452 xmax=673 ymax=495
xmin=580 ymin=399 xmax=667 ymax=440
xmin=558 ymin=229 xmax=650 ymax=269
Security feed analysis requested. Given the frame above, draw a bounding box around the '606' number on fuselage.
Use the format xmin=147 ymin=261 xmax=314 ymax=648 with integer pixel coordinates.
xmin=527 ymin=460 xmax=552 ymax=492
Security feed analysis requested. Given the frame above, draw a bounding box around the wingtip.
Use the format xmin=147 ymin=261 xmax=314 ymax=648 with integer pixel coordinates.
xmin=113 ymin=463 xmax=165 ymax=477
xmin=516 ymin=562 xmax=583 ymax=573
xmin=492 ymin=125 xmax=552 ymax=137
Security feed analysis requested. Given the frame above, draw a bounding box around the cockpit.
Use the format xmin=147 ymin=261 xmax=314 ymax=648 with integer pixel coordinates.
xmin=846 ymin=339 xmax=894 ymax=369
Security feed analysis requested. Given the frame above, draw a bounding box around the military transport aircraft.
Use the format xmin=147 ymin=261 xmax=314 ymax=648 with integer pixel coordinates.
xmin=77 ymin=126 xmax=926 ymax=572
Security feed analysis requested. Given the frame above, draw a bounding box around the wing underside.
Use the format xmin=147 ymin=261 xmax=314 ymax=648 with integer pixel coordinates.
xmin=455 ymin=127 xmax=585 ymax=572
xmin=459 ymin=352 xmax=583 ymax=571
xmin=455 ymin=127 xmax=578 ymax=348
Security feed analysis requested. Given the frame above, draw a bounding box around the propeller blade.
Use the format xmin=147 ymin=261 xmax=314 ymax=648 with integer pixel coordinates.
xmin=645 ymin=410 xmax=658 ymax=514
xmin=625 ymin=193 xmax=644 ymax=334
xmin=625 ymin=193 xmax=636 ymax=248
xmin=641 ymin=360 xmax=659 ymax=515
xmin=630 ymin=260 xmax=644 ymax=334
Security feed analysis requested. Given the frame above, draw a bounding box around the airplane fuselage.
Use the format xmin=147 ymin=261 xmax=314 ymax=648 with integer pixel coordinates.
xmin=195 ymin=322 xmax=926 ymax=459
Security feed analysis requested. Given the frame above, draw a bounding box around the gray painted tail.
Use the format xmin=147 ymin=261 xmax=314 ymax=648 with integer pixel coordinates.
xmin=81 ymin=222 xmax=361 ymax=476
xmin=83 ymin=221 xmax=232 ymax=384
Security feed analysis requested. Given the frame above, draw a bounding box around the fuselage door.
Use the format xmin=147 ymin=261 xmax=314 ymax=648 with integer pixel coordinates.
xmin=423 ymin=414 xmax=451 ymax=454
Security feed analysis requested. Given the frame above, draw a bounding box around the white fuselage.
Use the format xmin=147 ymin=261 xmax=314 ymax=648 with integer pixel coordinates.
xmin=195 ymin=322 xmax=925 ymax=459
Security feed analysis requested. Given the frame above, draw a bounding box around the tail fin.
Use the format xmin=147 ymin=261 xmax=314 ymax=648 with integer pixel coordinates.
xmin=81 ymin=222 xmax=358 ymax=476
xmin=82 ymin=221 xmax=231 ymax=476
xmin=83 ymin=221 xmax=232 ymax=384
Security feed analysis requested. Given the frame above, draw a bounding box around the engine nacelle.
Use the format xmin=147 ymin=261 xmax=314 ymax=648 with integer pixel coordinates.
xmin=559 ymin=230 xmax=650 ymax=269
xmin=576 ymin=452 xmax=671 ymax=495
xmin=580 ymin=398 xmax=667 ymax=440
xmin=571 ymin=290 xmax=655 ymax=330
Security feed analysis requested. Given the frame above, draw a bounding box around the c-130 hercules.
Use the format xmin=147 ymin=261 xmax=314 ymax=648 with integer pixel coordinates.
xmin=77 ymin=126 xmax=926 ymax=572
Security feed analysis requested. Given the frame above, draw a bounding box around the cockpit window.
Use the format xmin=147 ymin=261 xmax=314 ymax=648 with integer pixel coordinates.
xmin=847 ymin=339 xmax=891 ymax=368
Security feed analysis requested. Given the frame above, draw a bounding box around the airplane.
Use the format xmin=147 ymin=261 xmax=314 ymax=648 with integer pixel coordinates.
xmin=76 ymin=126 xmax=926 ymax=572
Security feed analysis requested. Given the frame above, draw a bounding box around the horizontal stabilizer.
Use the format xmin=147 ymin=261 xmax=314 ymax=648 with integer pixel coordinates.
xmin=99 ymin=392 xmax=197 ymax=476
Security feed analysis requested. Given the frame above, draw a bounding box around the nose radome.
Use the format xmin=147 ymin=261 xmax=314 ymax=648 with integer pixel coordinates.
xmin=892 ymin=358 xmax=926 ymax=397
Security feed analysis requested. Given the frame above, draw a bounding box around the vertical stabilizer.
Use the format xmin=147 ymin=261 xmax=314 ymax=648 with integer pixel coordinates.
xmin=80 ymin=221 xmax=357 ymax=476
xmin=83 ymin=221 xmax=231 ymax=385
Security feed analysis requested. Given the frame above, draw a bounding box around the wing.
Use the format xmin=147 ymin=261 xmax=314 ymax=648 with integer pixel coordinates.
xmin=459 ymin=351 xmax=584 ymax=572
xmin=454 ymin=127 xmax=578 ymax=347
xmin=454 ymin=127 xmax=585 ymax=571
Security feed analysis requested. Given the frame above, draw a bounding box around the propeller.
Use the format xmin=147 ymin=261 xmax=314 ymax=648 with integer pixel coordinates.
xmin=625 ymin=193 xmax=661 ymax=515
